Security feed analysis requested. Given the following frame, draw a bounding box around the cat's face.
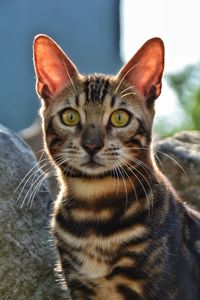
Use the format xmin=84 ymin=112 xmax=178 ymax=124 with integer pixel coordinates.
xmin=33 ymin=35 xmax=164 ymax=178
xmin=40 ymin=75 xmax=152 ymax=177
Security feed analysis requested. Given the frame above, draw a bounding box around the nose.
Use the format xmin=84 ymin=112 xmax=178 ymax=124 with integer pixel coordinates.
xmin=81 ymin=123 xmax=104 ymax=156
xmin=82 ymin=142 xmax=102 ymax=155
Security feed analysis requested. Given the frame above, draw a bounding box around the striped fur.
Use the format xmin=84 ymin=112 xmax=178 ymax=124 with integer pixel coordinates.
xmin=34 ymin=36 xmax=200 ymax=300
xmin=44 ymin=75 xmax=200 ymax=300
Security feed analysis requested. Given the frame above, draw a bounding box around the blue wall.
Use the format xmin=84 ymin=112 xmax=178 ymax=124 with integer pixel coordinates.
xmin=0 ymin=0 xmax=121 ymax=131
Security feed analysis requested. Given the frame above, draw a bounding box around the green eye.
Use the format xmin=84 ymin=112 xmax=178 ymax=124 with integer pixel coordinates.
xmin=61 ymin=109 xmax=80 ymax=126
xmin=110 ymin=110 xmax=130 ymax=127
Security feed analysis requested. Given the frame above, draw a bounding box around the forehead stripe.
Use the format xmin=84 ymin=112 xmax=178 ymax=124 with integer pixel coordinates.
xmin=75 ymin=95 xmax=79 ymax=107
xmin=101 ymin=79 xmax=109 ymax=101
xmin=110 ymin=96 xmax=116 ymax=107
xmin=84 ymin=76 xmax=109 ymax=103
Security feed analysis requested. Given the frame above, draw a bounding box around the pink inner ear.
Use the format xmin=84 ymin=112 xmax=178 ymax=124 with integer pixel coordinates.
xmin=33 ymin=35 xmax=78 ymax=100
xmin=118 ymin=38 xmax=165 ymax=100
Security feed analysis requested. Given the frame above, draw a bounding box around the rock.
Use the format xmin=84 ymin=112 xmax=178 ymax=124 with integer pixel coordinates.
xmin=155 ymin=131 xmax=200 ymax=210
xmin=19 ymin=119 xmax=59 ymax=199
xmin=20 ymin=118 xmax=44 ymax=161
xmin=0 ymin=125 xmax=68 ymax=300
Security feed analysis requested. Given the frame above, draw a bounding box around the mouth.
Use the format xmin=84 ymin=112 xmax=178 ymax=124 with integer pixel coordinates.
xmin=81 ymin=157 xmax=104 ymax=169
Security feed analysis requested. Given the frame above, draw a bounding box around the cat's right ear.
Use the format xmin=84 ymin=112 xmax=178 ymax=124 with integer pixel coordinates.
xmin=33 ymin=34 xmax=79 ymax=103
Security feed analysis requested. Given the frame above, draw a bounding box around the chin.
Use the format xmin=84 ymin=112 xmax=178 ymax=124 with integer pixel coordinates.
xmin=76 ymin=163 xmax=113 ymax=178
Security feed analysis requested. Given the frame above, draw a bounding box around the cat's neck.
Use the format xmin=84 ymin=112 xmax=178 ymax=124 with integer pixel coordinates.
xmin=59 ymin=157 xmax=160 ymax=206
xmin=65 ymin=176 xmax=133 ymax=201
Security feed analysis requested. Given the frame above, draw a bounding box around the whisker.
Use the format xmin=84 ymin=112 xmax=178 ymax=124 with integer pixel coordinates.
xmin=33 ymin=148 xmax=47 ymax=155
xmin=17 ymin=153 xmax=66 ymax=208
xmin=121 ymin=146 xmax=186 ymax=175
xmin=62 ymin=158 xmax=77 ymax=175
xmin=14 ymin=150 xmax=47 ymax=194
xmin=21 ymin=168 xmax=49 ymax=208
xmin=113 ymin=62 xmax=140 ymax=96
xmin=154 ymin=153 xmax=166 ymax=172
xmin=121 ymin=146 xmax=149 ymax=150
xmin=120 ymin=158 xmax=153 ymax=219
xmin=120 ymin=92 xmax=137 ymax=99
xmin=23 ymin=156 xmax=72 ymax=208
xmin=15 ymin=159 xmax=50 ymax=204
xmin=116 ymin=160 xmax=139 ymax=205
xmin=61 ymin=58 xmax=77 ymax=94
xmin=28 ymin=171 xmax=49 ymax=208
xmin=115 ymin=162 xmax=129 ymax=211
xmin=121 ymin=153 xmax=154 ymax=177
xmin=155 ymin=150 xmax=187 ymax=175
xmin=120 ymin=86 xmax=135 ymax=96
xmin=112 ymin=162 xmax=120 ymax=195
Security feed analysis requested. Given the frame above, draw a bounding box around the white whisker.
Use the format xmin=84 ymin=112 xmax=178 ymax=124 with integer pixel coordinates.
xmin=120 ymin=158 xmax=153 ymax=219
xmin=121 ymin=153 xmax=154 ymax=178
xmin=115 ymin=162 xmax=129 ymax=211
xmin=120 ymin=92 xmax=137 ymax=99
xmin=61 ymin=58 xmax=77 ymax=94
xmin=28 ymin=171 xmax=49 ymax=208
xmin=14 ymin=151 xmax=47 ymax=198
xmin=113 ymin=62 xmax=139 ymax=96
xmin=16 ymin=160 xmax=49 ymax=205
xmin=156 ymin=151 xmax=187 ymax=175
xmin=120 ymin=86 xmax=135 ymax=96
xmin=117 ymin=160 xmax=139 ymax=205
xmin=154 ymin=153 xmax=166 ymax=172
xmin=121 ymin=146 xmax=186 ymax=175
xmin=21 ymin=169 xmax=48 ymax=208
xmin=112 ymin=162 xmax=120 ymax=195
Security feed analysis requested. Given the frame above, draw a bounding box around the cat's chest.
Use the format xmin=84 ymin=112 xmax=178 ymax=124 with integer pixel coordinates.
xmin=74 ymin=241 xmax=111 ymax=279
xmin=54 ymin=214 xmax=147 ymax=281
xmin=56 ymin=228 xmax=114 ymax=279
xmin=53 ymin=198 xmax=148 ymax=279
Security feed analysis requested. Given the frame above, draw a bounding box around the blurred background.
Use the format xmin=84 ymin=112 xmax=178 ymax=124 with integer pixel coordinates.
xmin=0 ymin=0 xmax=200 ymax=138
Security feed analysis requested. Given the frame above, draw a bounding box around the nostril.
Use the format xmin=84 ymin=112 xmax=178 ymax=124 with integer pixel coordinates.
xmin=88 ymin=143 xmax=98 ymax=150
xmin=82 ymin=142 xmax=103 ymax=155
xmin=83 ymin=143 xmax=100 ymax=153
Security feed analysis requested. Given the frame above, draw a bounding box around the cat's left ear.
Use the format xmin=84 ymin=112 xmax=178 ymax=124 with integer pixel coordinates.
xmin=117 ymin=38 xmax=165 ymax=104
xmin=33 ymin=34 xmax=79 ymax=102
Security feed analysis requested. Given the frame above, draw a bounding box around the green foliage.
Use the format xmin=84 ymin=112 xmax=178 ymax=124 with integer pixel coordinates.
xmin=155 ymin=63 xmax=200 ymax=137
xmin=167 ymin=64 xmax=200 ymax=131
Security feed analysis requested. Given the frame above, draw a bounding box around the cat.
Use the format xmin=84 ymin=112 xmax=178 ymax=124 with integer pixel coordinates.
xmin=33 ymin=34 xmax=200 ymax=300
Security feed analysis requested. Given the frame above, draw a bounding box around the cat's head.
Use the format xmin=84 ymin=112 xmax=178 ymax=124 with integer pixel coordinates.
xmin=33 ymin=35 xmax=164 ymax=178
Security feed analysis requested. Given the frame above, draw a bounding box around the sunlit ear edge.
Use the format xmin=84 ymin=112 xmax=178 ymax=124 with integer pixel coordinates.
xmin=33 ymin=34 xmax=79 ymax=103
xmin=116 ymin=37 xmax=165 ymax=103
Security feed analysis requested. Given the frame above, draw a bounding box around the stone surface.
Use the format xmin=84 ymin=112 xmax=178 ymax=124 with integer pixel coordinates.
xmin=0 ymin=125 xmax=68 ymax=300
xmin=155 ymin=131 xmax=200 ymax=209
